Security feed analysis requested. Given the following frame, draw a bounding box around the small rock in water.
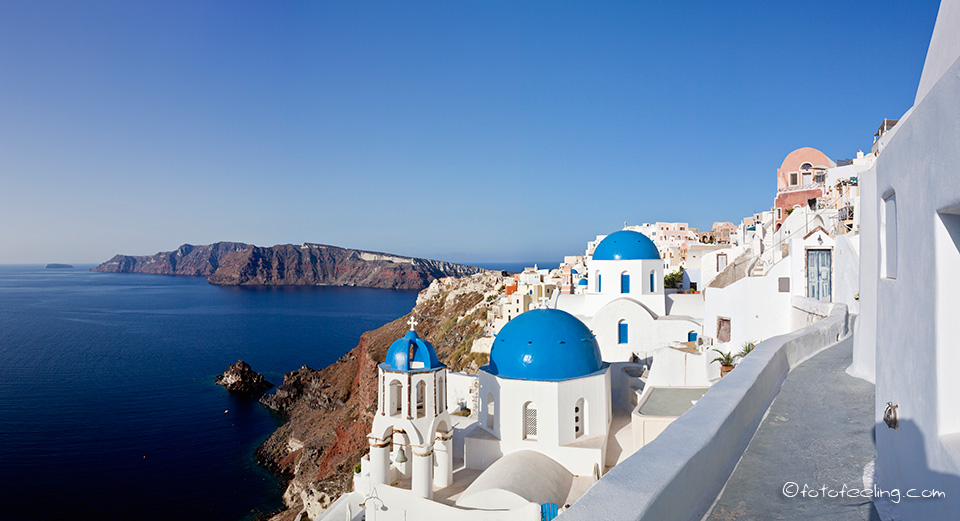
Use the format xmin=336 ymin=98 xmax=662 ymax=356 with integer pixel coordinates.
xmin=215 ymin=360 xmax=273 ymax=395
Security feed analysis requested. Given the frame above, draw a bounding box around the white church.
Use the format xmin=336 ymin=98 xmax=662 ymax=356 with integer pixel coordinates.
xmin=311 ymin=230 xmax=717 ymax=520
xmin=555 ymin=229 xmax=704 ymax=362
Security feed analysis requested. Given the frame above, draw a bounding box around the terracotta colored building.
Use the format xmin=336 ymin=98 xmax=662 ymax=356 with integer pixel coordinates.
xmin=773 ymin=147 xmax=836 ymax=231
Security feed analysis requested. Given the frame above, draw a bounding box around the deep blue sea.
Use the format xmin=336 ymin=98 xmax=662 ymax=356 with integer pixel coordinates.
xmin=0 ymin=265 xmax=420 ymax=521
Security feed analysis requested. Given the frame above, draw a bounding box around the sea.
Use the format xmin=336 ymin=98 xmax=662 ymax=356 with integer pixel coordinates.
xmin=0 ymin=262 xmax=548 ymax=521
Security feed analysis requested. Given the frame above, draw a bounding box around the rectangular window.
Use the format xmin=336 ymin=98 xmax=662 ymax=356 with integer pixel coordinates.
xmin=717 ymin=253 xmax=728 ymax=271
xmin=621 ymin=273 xmax=630 ymax=293
xmin=790 ymin=172 xmax=798 ymax=185
xmin=717 ymin=317 xmax=731 ymax=342
xmin=882 ymin=192 xmax=898 ymax=279
xmin=618 ymin=322 xmax=628 ymax=344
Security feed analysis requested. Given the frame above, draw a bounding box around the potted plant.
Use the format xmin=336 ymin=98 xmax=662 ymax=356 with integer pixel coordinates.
xmin=711 ymin=348 xmax=738 ymax=377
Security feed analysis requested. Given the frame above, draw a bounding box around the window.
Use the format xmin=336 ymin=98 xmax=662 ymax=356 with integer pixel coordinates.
xmin=523 ymin=402 xmax=538 ymax=440
xmin=574 ymin=398 xmax=585 ymax=438
xmin=776 ymin=208 xmax=783 ymax=220
xmin=717 ymin=253 xmax=728 ymax=271
xmin=618 ymin=321 xmax=628 ymax=344
xmin=649 ymin=270 xmax=656 ymax=292
xmin=790 ymin=172 xmax=798 ymax=186
xmin=620 ymin=272 xmax=630 ymax=293
xmin=486 ymin=392 xmax=495 ymax=430
xmin=389 ymin=380 xmax=403 ymax=417
xmin=800 ymin=162 xmax=812 ymax=170
xmin=717 ymin=317 xmax=731 ymax=342
xmin=597 ymin=273 xmax=602 ymax=293
xmin=416 ymin=381 xmax=426 ymax=418
xmin=882 ymin=192 xmax=898 ymax=279
xmin=437 ymin=376 xmax=445 ymax=413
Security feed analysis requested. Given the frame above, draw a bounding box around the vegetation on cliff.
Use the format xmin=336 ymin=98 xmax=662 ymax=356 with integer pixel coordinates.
xmin=255 ymin=271 xmax=505 ymax=519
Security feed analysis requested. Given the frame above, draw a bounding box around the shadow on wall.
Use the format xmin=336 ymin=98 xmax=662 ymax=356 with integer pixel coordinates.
xmin=873 ymin=419 xmax=959 ymax=520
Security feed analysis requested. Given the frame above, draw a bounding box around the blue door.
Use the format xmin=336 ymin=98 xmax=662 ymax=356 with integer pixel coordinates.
xmin=806 ymin=249 xmax=832 ymax=302
xmin=541 ymin=502 xmax=559 ymax=521
xmin=621 ymin=273 xmax=630 ymax=293
xmin=618 ymin=322 xmax=628 ymax=344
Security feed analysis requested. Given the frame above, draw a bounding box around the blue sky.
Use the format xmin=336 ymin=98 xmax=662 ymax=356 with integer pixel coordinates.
xmin=0 ymin=1 xmax=942 ymax=264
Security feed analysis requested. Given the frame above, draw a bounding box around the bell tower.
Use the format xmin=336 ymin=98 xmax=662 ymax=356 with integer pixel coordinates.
xmin=367 ymin=317 xmax=452 ymax=498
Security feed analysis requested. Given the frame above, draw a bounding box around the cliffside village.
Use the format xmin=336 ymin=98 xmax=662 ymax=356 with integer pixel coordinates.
xmin=302 ymin=3 xmax=960 ymax=519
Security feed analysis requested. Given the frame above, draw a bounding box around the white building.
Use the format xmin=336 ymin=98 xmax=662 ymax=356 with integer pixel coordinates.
xmin=557 ymin=230 xmax=703 ymax=362
xmin=853 ymin=1 xmax=960 ymax=517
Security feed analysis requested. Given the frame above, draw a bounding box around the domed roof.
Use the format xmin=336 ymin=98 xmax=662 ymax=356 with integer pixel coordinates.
xmin=571 ymin=268 xmax=579 ymax=274
xmin=485 ymin=309 xmax=602 ymax=380
xmin=382 ymin=330 xmax=443 ymax=372
xmin=577 ymin=278 xmax=589 ymax=286
xmin=592 ymin=230 xmax=660 ymax=261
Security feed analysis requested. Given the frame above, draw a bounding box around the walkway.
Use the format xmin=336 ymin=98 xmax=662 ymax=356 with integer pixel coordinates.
xmin=707 ymin=335 xmax=880 ymax=520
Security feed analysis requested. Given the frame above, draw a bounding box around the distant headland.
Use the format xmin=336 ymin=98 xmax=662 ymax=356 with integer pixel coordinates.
xmin=44 ymin=263 xmax=73 ymax=269
xmin=92 ymin=242 xmax=487 ymax=290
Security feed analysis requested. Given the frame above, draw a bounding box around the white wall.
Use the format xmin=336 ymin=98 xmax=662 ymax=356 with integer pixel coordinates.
xmin=702 ymin=259 xmax=793 ymax=350
xmin=558 ymin=305 xmax=850 ymax=521
xmin=866 ymin=27 xmax=960 ymax=519
xmin=469 ymin=368 xmax=611 ymax=476
xmin=850 ymin=163 xmax=878 ymax=383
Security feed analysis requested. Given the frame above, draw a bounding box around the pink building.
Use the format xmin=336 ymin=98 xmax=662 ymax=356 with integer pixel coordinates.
xmin=772 ymin=147 xmax=836 ymax=231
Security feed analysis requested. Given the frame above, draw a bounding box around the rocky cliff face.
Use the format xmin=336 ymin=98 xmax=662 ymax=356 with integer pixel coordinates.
xmin=93 ymin=242 xmax=486 ymax=290
xmin=93 ymin=242 xmax=248 ymax=276
xmin=255 ymin=271 xmax=505 ymax=520
xmin=207 ymin=243 xmax=485 ymax=289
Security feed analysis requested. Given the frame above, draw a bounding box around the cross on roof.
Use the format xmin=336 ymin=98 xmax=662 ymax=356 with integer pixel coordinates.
xmin=537 ymin=296 xmax=550 ymax=309
xmin=407 ymin=316 xmax=418 ymax=331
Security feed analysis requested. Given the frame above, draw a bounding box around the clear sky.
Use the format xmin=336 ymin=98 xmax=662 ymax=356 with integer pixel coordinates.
xmin=0 ymin=1 xmax=942 ymax=264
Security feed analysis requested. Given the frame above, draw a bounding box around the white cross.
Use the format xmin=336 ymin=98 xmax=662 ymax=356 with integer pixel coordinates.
xmin=407 ymin=316 xmax=418 ymax=331
xmin=537 ymin=296 xmax=550 ymax=309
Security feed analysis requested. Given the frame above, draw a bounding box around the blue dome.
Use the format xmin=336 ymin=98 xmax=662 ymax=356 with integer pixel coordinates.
xmin=593 ymin=230 xmax=660 ymax=261
xmin=382 ymin=330 xmax=443 ymax=372
xmin=571 ymin=269 xmax=579 ymax=274
xmin=484 ymin=309 xmax=602 ymax=380
xmin=577 ymin=278 xmax=589 ymax=286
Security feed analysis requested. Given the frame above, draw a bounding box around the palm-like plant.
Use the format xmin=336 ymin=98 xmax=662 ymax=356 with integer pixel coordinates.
xmin=710 ymin=348 xmax=738 ymax=367
xmin=737 ymin=340 xmax=758 ymax=359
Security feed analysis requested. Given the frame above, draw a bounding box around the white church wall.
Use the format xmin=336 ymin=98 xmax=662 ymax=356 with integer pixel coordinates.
xmin=347 ymin=484 xmax=541 ymax=521
xmin=470 ymin=370 xmax=609 ymax=476
xmin=867 ymin=23 xmax=960 ymax=519
xmin=590 ymin=301 xmax=700 ymax=362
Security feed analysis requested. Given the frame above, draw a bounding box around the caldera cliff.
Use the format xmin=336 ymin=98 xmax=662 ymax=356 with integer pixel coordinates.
xmin=255 ymin=271 xmax=506 ymax=520
xmin=93 ymin=242 xmax=486 ymax=290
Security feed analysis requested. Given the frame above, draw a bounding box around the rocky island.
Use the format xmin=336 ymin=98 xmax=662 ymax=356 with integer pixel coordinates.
xmin=216 ymin=360 xmax=273 ymax=395
xmin=255 ymin=271 xmax=505 ymax=520
xmin=93 ymin=242 xmax=487 ymax=290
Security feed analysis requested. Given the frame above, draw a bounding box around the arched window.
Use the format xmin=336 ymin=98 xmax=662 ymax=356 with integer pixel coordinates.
xmin=437 ymin=375 xmax=445 ymax=413
xmin=618 ymin=320 xmax=628 ymax=344
xmin=621 ymin=272 xmax=630 ymax=293
xmin=416 ymin=380 xmax=426 ymax=418
xmin=649 ymin=270 xmax=656 ymax=292
xmin=486 ymin=392 xmax=495 ymax=430
xmin=575 ymin=398 xmax=585 ymax=438
xmin=389 ymin=380 xmax=403 ymax=417
xmin=597 ymin=273 xmax=602 ymax=293
xmin=523 ymin=402 xmax=538 ymax=440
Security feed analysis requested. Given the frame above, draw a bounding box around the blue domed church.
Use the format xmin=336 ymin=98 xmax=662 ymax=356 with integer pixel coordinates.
xmin=556 ymin=229 xmax=702 ymax=361
xmin=465 ymin=308 xmax=612 ymax=478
